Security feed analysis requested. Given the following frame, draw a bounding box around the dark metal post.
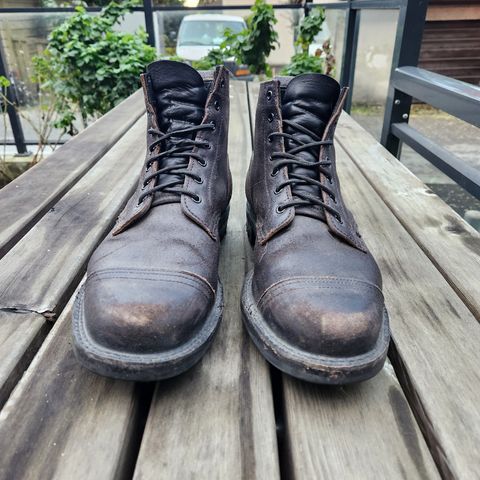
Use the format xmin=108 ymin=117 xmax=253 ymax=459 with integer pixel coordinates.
xmin=380 ymin=0 xmax=428 ymax=157
xmin=143 ymin=0 xmax=155 ymax=48
xmin=304 ymin=0 xmax=312 ymax=17
xmin=0 ymin=40 xmax=28 ymax=155
xmin=340 ymin=2 xmax=360 ymax=113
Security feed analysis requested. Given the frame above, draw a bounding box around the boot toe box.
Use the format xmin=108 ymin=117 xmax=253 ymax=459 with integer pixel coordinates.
xmin=81 ymin=269 xmax=215 ymax=354
xmin=257 ymin=276 xmax=385 ymax=357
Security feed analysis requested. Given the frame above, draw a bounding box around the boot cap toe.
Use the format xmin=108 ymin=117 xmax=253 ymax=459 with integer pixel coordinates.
xmin=257 ymin=276 xmax=385 ymax=357
xmin=82 ymin=269 xmax=214 ymax=354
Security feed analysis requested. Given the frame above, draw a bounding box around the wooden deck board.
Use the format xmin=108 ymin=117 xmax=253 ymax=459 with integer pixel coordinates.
xmin=247 ymin=82 xmax=440 ymax=480
xmin=336 ymin=142 xmax=480 ymax=479
xmin=0 ymin=293 xmax=143 ymax=480
xmin=0 ymin=90 xmax=144 ymax=260
xmin=0 ymin=81 xmax=478 ymax=479
xmin=132 ymin=81 xmax=280 ymax=480
xmin=0 ymin=116 xmax=147 ymax=314
xmin=336 ymin=114 xmax=480 ymax=322
xmin=0 ymin=311 xmax=48 ymax=408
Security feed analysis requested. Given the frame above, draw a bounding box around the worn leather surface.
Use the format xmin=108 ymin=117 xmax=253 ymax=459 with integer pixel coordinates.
xmin=81 ymin=61 xmax=231 ymax=355
xmin=246 ymin=73 xmax=385 ymax=357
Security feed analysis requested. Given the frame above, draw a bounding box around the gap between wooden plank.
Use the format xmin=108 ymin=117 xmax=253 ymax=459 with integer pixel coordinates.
xmin=0 ymin=288 xmax=153 ymax=480
xmin=247 ymin=82 xmax=440 ymax=480
xmin=336 ymin=114 xmax=480 ymax=323
xmin=132 ymin=81 xmax=280 ymax=480
xmin=0 ymin=115 xmax=147 ymax=315
xmin=0 ymin=89 xmax=144 ymax=260
xmin=335 ymin=144 xmax=480 ymax=479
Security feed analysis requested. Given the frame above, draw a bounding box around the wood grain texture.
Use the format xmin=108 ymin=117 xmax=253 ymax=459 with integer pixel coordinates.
xmin=247 ymin=82 xmax=439 ymax=480
xmin=0 ymin=294 xmax=143 ymax=480
xmin=283 ymin=364 xmax=439 ymax=480
xmin=0 ymin=116 xmax=147 ymax=315
xmin=0 ymin=89 xmax=144 ymax=259
xmin=336 ymin=114 xmax=480 ymax=322
xmin=133 ymin=81 xmax=279 ymax=480
xmin=336 ymin=144 xmax=480 ymax=479
xmin=0 ymin=311 xmax=49 ymax=408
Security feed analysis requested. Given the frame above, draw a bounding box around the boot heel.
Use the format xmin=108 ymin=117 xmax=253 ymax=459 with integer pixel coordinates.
xmin=219 ymin=206 xmax=230 ymax=240
xmin=246 ymin=203 xmax=256 ymax=246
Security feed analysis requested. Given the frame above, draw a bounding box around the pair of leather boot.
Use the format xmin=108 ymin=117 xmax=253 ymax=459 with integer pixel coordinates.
xmin=73 ymin=60 xmax=389 ymax=385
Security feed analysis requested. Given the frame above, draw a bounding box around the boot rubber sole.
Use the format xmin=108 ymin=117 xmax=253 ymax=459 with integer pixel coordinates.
xmin=72 ymin=280 xmax=223 ymax=382
xmin=241 ymin=270 xmax=390 ymax=385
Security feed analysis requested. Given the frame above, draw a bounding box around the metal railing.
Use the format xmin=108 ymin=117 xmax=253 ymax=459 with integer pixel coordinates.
xmin=381 ymin=66 xmax=480 ymax=199
xmin=2 ymin=0 xmax=479 ymax=202
xmin=1 ymin=0 xmax=424 ymax=154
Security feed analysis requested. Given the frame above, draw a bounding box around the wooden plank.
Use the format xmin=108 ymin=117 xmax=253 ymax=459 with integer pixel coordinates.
xmin=0 ymin=293 xmax=145 ymax=480
xmin=336 ymin=113 xmax=480 ymax=322
xmin=0 ymin=89 xmax=144 ymax=259
xmin=0 ymin=115 xmax=147 ymax=315
xmin=133 ymin=81 xmax=280 ymax=480
xmin=283 ymin=366 xmax=439 ymax=479
xmin=247 ymin=83 xmax=439 ymax=480
xmin=335 ymin=144 xmax=480 ymax=479
xmin=0 ymin=311 xmax=48 ymax=408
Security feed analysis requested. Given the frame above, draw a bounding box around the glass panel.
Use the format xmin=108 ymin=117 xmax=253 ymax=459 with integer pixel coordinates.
xmin=400 ymin=102 xmax=480 ymax=227
xmin=350 ymin=9 xmax=399 ymax=140
xmin=0 ymin=11 xmax=145 ymax=144
xmin=155 ymin=5 xmax=345 ymax=78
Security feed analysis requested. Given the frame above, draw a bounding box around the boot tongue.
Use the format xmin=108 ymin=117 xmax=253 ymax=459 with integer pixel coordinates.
xmin=281 ymin=74 xmax=340 ymax=219
xmin=147 ymin=60 xmax=207 ymax=134
xmin=146 ymin=60 xmax=208 ymax=201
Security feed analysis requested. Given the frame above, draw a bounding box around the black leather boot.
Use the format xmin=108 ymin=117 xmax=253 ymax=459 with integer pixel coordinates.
xmin=242 ymin=74 xmax=390 ymax=385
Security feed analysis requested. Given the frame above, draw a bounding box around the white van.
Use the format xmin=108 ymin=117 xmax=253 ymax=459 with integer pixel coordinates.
xmin=176 ymin=14 xmax=247 ymax=61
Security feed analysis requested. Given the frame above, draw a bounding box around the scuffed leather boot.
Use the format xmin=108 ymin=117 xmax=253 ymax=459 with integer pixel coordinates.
xmin=73 ymin=61 xmax=231 ymax=381
xmin=241 ymin=74 xmax=389 ymax=384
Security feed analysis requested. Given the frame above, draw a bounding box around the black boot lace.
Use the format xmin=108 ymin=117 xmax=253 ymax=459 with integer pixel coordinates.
xmin=268 ymin=119 xmax=342 ymax=223
xmin=138 ymin=122 xmax=216 ymax=205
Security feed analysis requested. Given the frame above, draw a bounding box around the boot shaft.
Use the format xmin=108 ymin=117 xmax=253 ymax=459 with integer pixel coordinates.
xmin=114 ymin=60 xmax=232 ymax=240
xmin=246 ymin=74 xmax=366 ymax=251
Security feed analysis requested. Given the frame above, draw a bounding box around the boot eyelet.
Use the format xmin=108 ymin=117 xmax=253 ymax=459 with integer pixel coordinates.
xmin=267 ymin=113 xmax=274 ymax=123
xmin=271 ymin=169 xmax=278 ymax=177
xmin=276 ymin=205 xmax=285 ymax=214
xmin=266 ymin=90 xmax=273 ymax=100
xmin=268 ymin=155 xmax=273 ymax=162
xmin=268 ymin=136 xmax=272 ymax=143
xmin=210 ymin=121 xmax=216 ymax=131
xmin=274 ymin=186 xmax=283 ymax=195
xmin=335 ymin=215 xmax=343 ymax=224
xmin=192 ymin=195 xmax=202 ymax=203
xmin=220 ymin=79 xmax=225 ymax=88
xmin=199 ymin=159 xmax=207 ymax=167
xmin=214 ymin=100 xmax=220 ymax=111
xmin=194 ymin=177 xmax=203 ymax=184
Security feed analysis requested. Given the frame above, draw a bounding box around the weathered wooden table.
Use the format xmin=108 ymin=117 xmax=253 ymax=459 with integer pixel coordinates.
xmin=0 ymin=81 xmax=479 ymax=480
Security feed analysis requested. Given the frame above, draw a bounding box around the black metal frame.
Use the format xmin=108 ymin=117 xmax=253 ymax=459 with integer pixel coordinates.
xmin=0 ymin=0 xmax=478 ymax=200
xmin=383 ymin=66 xmax=480 ymax=198
xmin=0 ymin=0 xmax=412 ymax=153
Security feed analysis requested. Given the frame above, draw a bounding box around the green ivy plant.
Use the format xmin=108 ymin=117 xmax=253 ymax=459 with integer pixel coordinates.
xmin=295 ymin=7 xmax=326 ymax=54
xmin=229 ymin=0 xmax=278 ymax=75
xmin=193 ymin=0 xmax=278 ymax=76
xmin=33 ymin=0 xmax=156 ymax=133
xmin=281 ymin=7 xmax=335 ymax=77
